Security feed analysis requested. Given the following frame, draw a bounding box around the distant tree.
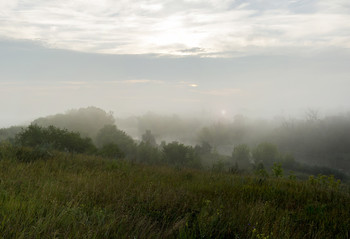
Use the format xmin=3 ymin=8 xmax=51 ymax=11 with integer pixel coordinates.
xmin=198 ymin=124 xmax=232 ymax=148
xmin=32 ymin=106 xmax=115 ymax=140
xmin=141 ymin=130 xmax=156 ymax=146
xmin=162 ymin=141 xmax=201 ymax=168
xmin=255 ymin=162 xmax=269 ymax=178
xmin=137 ymin=142 xmax=161 ymax=164
xmin=15 ymin=125 xmax=96 ymax=154
xmin=98 ymin=143 xmax=124 ymax=159
xmin=194 ymin=141 xmax=212 ymax=155
xmin=95 ymin=125 xmax=136 ymax=159
xmin=305 ymin=108 xmax=320 ymax=123
xmin=232 ymin=144 xmax=251 ymax=169
xmin=252 ymin=142 xmax=279 ymax=167
xmin=0 ymin=126 xmax=23 ymax=143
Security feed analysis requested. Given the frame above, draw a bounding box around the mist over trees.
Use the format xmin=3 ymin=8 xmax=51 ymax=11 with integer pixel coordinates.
xmin=0 ymin=106 xmax=349 ymax=179
xmin=117 ymin=111 xmax=350 ymax=173
xmin=0 ymin=126 xmax=22 ymax=143
xmin=32 ymin=106 xmax=115 ymax=140
xmin=95 ymin=125 xmax=137 ymax=159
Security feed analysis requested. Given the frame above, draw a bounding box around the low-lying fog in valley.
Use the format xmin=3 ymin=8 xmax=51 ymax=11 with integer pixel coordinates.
xmin=1 ymin=106 xmax=349 ymax=180
xmin=1 ymin=1 xmax=350 ymax=237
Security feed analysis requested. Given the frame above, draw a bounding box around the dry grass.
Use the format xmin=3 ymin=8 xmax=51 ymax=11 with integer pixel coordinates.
xmin=0 ymin=152 xmax=348 ymax=238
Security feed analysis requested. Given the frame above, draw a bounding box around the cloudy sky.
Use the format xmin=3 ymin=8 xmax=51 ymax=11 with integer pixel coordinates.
xmin=0 ymin=0 xmax=350 ymax=126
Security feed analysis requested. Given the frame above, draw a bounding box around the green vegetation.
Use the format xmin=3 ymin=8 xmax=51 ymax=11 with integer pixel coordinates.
xmin=0 ymin=107 xmax=349 ymax=238
xmin=0 ymin=150 xmax=348 ymax=238
xmin=117 ymin=111 xmax=350 ymax=173
xmin=32 ymin=106 xmax=115 ymax=139
xmin=232 ymin=144 xmax=251 ymax=169
xmin=15 ymin=125 xmax=97 ymax=154
xmin=95 ymin=124 xmax=137 ymax=159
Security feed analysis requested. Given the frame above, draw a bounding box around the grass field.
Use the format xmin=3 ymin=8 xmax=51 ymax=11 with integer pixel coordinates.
xmin=0 ymin=152 xmax=349 ymax=238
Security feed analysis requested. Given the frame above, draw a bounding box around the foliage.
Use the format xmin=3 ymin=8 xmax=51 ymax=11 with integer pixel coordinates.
xmin=162 ymin=141 xmax=201 ymax=168
xmin=308 ymin=174 xmax=341 ymax=190
xmin=95 ymin=125 xmax=136 ymax=159
xmin=253 ymin=143 xmax=279 ymax=167
xmin=232 ymin=144 xmax=251 ymax=169
xmin=0 ymin=126 xmax=23 ymax=143
xmin=0 ymin=154 xmax=348 ymax=238
xmin=97 ymin=143 xmax=124 ymax=159
xmin=255 ymin=163 xmax=269 ymax=178
xmin=141 ymin=130 xmax=157 ymax=146
xmin=0 ymin=141 xmax=15 ymax=160
xmin=271 ymin=162 xmax=283 ymax=177
xmin=281 ymin=156 xmax=347 ymax=180
xmin=211 ymin=159 xmax=230 ymax=173
xmin=133 ymin=112 xmax=202 ymax=143
xmin=32 ymin=106 xmax=115 ymax=139
xmin=15 ymin=146 xmax=53 ymax=162
xmin=195 ymin=141 xmax=212 ymax=155
xmin=136 ymin=142 xmax=161 ymax=164
xmin=0 ymin=142 xmax=52 ymax=162
xmin=15 ymin=125 xmax=96 ymax=154
xmin=117 ymin=112 xmax=350 ymax=173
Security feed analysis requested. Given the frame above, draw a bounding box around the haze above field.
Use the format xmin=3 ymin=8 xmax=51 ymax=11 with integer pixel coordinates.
xmin=1 ymin=0 xmax=350 ymax=127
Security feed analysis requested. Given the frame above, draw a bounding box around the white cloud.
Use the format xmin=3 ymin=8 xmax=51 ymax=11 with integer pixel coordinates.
xmin=192 ymin=88 xmax=242 ymax=96
xmin=0 ymin=0 xmax=349 ymax=56
xmin=120 ymin=79 xmax=164 ymax=84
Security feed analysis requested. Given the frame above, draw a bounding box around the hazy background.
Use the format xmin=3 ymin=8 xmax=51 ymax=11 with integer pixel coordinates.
xmin=1 ymin=0 xmax=350 ymax=127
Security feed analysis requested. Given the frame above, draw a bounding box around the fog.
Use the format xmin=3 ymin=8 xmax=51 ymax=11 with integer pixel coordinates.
xmin=1 ymin=2 xmax=350 ymax=237
xmin=1 ymin=39 xmax=350 ymax=128
xmin=1 ymin=106 xmax=349 ymax=177
xmin=1 ymin=0 xmax=350 ymax=175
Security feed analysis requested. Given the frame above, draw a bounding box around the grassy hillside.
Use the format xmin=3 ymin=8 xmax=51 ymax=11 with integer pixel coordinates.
xmin=0 ymin=153 xmax=349 ymax=238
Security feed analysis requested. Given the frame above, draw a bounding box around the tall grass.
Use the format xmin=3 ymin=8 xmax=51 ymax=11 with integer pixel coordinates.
xmin=0 ymin=152 xmax=348 ymax=238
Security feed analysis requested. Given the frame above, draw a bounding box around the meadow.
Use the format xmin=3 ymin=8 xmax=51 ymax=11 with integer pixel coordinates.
xmin=0 ymin=151 xmax=348 ymax=238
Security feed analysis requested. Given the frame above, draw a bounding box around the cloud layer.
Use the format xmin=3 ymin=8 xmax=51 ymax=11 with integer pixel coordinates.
xmin=1 ymin=0 xmax=349 ymax=56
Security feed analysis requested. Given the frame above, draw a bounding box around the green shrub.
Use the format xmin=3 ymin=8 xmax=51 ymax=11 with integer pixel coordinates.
xmin=253 ymin=143 xmax=279 ymax=167
xmin=232 ymin=144 xmax=251 ymax=170
xmin=97 ymin=143 xmax=124 ymax=159
xmin=14 ymin=146 xmax=52 ymax=162
xmin=271 ymin=162 xmax=283 ymax=177
xmin=162 ymin=141 xmax=201 ymax=168
xmin=15 ymin=125 xmax=96 ymax=154
xmin=95 ymin=125 xmax=136 ymax=159
xmin=136 ymin=142 xmax=161 ymax=164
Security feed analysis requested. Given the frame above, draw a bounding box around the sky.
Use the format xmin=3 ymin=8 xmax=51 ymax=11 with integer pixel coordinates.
xmin=0 ymin=0 xmax=350 ymax=127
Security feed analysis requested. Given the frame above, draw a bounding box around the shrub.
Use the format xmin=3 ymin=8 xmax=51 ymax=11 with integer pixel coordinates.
xmin=232 ymin=144 xmax=251 ymax=169
xmin=15 ymin=146 xmax=52 ymax=162
xmin=252 ymin=143 xmax=279 ymax=167
xmin=95 ymin=125 xmax=136 ymax=159
xmin=15 ymin=125 xmax=96 ymax=154
xmin=137 ymin=142 xmax=161 ymax=164
xmin=162 ymin=141 xmax=201 ymax=168
xmin=271 ymin=162 xmax=283 ymax=177
xmin=98 ymin=143 xmax=125 ymax=159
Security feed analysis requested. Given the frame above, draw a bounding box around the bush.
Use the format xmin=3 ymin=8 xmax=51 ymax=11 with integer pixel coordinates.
xmin=137 ymin=142 xmax=161 ymax=164
xmin=95 ymin=125 xmax=136 ymax=159
xmin=98 ymin=143 xmax=125 ymax=159
xmin=162 ymin=141 xmax=201 ymax=168
xmin=0 ymin=141 xmax=16 ymax=160
xmin=271 ymin=162 xmax=283 ymax=177
xmin=15 ymin=125 xmax=97 ymax=154
xmin=15 ymin=146 xmax=52 ymax=162
xmin=232 ymin=144 xmax=251 ymax=169
xmin=252 ymin=143 xmax=279 ymax=167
